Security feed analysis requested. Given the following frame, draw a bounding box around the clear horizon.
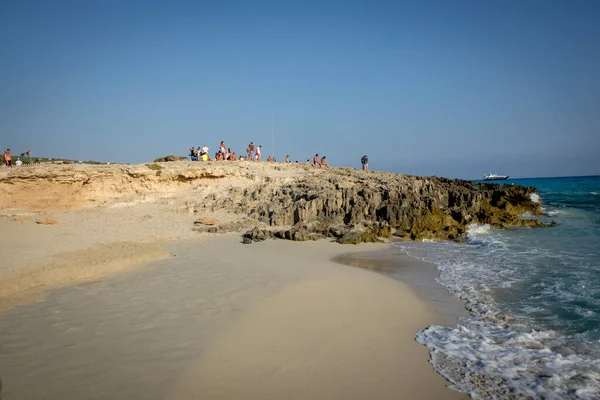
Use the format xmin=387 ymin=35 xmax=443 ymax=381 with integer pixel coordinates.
xmin=1 ymin=0 xmax=599 ymax=180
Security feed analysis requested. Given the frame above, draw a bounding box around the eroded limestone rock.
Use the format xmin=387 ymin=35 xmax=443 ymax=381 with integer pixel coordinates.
xmin=223 ymin=168 xmax=554 ymax=244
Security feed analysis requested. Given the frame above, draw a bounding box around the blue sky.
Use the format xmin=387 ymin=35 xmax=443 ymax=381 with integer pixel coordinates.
xmin=1 ymin=0 xmax=598 ymax=179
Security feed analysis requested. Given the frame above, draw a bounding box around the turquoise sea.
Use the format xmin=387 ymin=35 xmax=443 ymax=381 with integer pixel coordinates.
xmin=396 ymin=175 xmax=600 ymax=399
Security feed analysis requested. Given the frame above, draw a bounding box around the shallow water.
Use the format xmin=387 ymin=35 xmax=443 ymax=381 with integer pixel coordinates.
xmin=0 ymin=240 xmax=294 ymax=400
xmin=396 ymin=175 xmax=600 ymax=399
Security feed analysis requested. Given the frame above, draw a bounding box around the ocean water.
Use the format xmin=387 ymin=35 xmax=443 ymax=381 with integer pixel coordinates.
xmin=395 ymin=175 xmax=600 ymax=399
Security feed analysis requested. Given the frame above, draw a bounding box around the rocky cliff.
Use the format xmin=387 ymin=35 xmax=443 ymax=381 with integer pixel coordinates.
xmin=0 ymin=161 xmax=554 ymax=243
xmin=243 ymin=174 xmax=552 ymax=243
xmin=187 ymin=165 xmax=554 ymax=242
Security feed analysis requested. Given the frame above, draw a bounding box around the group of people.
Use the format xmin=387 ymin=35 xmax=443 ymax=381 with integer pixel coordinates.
xmin=5 ymin=143 xmax=367 ymax=170
xmin=189 ymin=144 xmax=211 ymax=161
xmin=189 ymin=141 xmax=265 ymax=162
xmin=186 ymin=142 xmax=368 ymax=171
xmin=2 ymin=149 xmax=23 ymax=167
xmin=311 ymin=154 xmax=329 ymax=167
xmin=280 ymin=154 xmax=328 ymax=167
xmin=245 ymin=142 xmax=262 ymax=161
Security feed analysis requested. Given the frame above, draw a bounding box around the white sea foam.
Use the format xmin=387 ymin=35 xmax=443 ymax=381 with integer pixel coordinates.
xmin=466 ymin=223 xmax=492 ymax=236
xmin=418 ymin=323 xmax=600 ymax=399
xmin=530 ymin=193 xmax=541 ymax=203
xmin=521 ymin=211 xmax=537 ymax=219
xmin=466 ymin=224 xmax=504 ymax=247
xmin=575 ymin=308 xmax=596 ymax=318
xmin=393 ymin=228 xmax=600 ymax=399
xmin=541 ymin=206 xmax=575 ymax=217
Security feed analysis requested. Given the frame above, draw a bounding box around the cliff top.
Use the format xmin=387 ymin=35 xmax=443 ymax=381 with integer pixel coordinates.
xmin=0 ymin=160 xmax=465 ymax=211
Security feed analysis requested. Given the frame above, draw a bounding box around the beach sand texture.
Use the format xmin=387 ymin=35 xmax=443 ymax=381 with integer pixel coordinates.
xmin=0 ymin=162 xmax=467 ymax=399
xmin=0 ymin=238 xmax=465 ymax=399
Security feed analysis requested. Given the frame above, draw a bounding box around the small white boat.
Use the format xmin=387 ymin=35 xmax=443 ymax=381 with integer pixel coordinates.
xmin=483 ymin=173 xmax=509 ymax=181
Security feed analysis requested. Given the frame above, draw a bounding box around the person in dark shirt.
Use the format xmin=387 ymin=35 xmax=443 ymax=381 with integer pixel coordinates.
xmin=361 ymin=155 xmax=368 ymax=171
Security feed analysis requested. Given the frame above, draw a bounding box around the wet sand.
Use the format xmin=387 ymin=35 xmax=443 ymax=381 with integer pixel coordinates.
xmin=0 ymin=236 xmax=467 ymax=399
xmin=333 ymin=246 xmax=466 ymax=328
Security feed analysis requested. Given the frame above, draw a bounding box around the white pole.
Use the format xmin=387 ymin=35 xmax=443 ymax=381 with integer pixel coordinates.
xmin=272 ymin=115 xmax=275 ymax=160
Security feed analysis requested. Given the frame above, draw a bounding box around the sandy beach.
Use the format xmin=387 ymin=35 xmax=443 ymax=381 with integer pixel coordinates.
xmin=0 ymin=162 xmax=468 ymax=399
xmin=0 ymin=236 xmax=465 ymax=399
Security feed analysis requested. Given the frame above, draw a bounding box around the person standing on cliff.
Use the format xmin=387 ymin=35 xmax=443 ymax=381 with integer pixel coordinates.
xmin=313 ymin=154 xmax=320 ymax=166
xmin=361 ymin=155 xmax=368 ymax=171
xmin=190 ymin=147 xmax=199 ymax=161
xmin=247 ymin=142 xmax=255 ymax=161
xmin=3 ymin=149 xmax=12 ymax=167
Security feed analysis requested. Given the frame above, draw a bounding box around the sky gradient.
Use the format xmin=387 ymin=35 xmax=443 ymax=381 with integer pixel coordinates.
xmin=1 ymin=0 xmax=598 ymax=179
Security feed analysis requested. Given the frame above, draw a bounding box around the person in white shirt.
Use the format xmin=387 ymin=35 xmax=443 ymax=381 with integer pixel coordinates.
xmin=15 ymin=158 xmax=23 ymax=166
xmin=202 ymin=144 xmax=209 ymax=155
xmin=256 ymin=145 xmax=261 ymax=161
